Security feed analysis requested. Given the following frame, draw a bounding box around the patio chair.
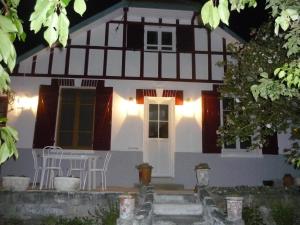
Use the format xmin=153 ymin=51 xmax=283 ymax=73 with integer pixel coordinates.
xmin=66 ymin=154 xmax=88 ymax=189
xmin=85 ymin=152 xmax=111 ymax=190
xmin=39 ymin=146 xmax=64 ymax=189
xmin=32 ymin=149 xmax=42 ymax=189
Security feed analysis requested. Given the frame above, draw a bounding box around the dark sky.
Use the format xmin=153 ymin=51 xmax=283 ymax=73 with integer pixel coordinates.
xmin=15 ymin=0 xmax=268 ymax=56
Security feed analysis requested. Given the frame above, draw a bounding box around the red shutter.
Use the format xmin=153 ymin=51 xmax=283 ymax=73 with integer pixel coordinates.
xmin=262 ymin=133 xmax=278 ymax=154
xmin=176 ymin=26 xmax=195 ymax=52
xmin=202 ymin=91 xmax=221 ymax=153
xmin=127 ymin=22 xmax=144 ymax=50
xmin=33 ymin=85 xmax=59 ymax=148
xmin=93 ymin=85 xmax=113 ymax=150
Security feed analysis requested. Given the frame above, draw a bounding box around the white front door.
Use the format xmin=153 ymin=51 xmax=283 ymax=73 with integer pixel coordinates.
xmin=144 ymin=97 xmax=174 ymax=177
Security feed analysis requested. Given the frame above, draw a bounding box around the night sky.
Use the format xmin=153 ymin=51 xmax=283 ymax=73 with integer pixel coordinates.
xmin=15 ymin=0 xmax=268 ymax=56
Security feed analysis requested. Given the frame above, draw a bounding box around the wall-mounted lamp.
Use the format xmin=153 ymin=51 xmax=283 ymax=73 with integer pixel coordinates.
xmin=127 ymin=97 xmax=139 ymax=116
xmin=182 ymin=98 xmax=195 ymax=117
xmin=15 ymin=95 xmax=38 ymax=111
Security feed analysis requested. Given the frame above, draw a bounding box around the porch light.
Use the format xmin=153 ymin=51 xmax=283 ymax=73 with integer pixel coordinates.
xmin=127 ymin=97 xmax=138 ymax=116
xmin=15 ymin=95 xmax=38 ymax=111
xmin=182 ymin=98 xmax=195 ymax=117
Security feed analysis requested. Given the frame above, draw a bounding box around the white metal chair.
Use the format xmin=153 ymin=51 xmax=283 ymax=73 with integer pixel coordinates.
xmin=32 ymin=149 xmax=42 ymax=189
xmin=66 ymin=154 xmax=88 ymax=189
xmin=85 ymin=152 xmax=111 ymax=190
xmin=39 ymin=146 xmax=64 ymax=189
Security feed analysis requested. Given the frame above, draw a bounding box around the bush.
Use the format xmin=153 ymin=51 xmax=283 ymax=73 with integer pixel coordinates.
xmin=243 ymin=206 xmax=266 ymax=225
xmin=89 ymin=200 xmax=119 ymax=225
xmin=41 ymin=216 xmax=95 ymax=225
xmin=271 ymin=201 xmax=295 ymax=225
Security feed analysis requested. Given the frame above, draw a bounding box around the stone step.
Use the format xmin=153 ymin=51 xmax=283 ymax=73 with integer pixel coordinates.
xmin=153 ymin=215 xmax=205 ymax=225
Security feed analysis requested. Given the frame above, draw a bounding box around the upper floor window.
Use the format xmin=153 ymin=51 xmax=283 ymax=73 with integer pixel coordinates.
xmin=144 ymin=26 xmax=176 ymax=51
xmin=221 ymin=97 xmax=252 ymax=151
xmin=56 ymin=88 xmax=95 ymax=149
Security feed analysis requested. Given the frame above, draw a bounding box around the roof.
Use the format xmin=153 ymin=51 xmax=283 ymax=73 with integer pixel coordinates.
xmin=17 ymin=0 xmax=244 ymax=62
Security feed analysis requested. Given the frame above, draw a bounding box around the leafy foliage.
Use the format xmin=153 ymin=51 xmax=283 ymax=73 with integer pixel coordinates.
xmin=41 ymin=216 xmax=95 ymax=225
xmin=243 ymin=206 xmax=266 ymax=225
xmin=89 ymin=200 xmax=119 ymax=225
xmin=271 ymin=201 xmax=295 ymax=225
xmin=219 ymin=23 xmax=300 ymax=152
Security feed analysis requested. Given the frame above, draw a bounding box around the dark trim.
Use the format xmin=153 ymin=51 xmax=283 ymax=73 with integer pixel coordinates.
xmin=176 ymin=19 xmax=180 ymax=80
xmin=191 ymin=12 xmax=197 ymax=25
xmin=110 ymin=20 xmax=205 ymax=29
xmin=191 ymin=12 xmax=196 ymax=80
xmin=84 ymin=30 xmax=91 ymax=76
xmin=48 ymin=48 xmax=54 ymax=74
xmin=64 ymin=39 xmax=71 ymax=75
xmin=207 ymin=29 xmax=212 ymax=81
xmin=121 ymin=8 xmax=128 ymax=78
xmin=12 ymin=64 xmax=19 ymax=74
xmin=31 ymin=55 xmax=37 ymax=74
xmin=103 ymin=22 xmax=109 ymax=77
xmin=222 ymin=38 xmax=227 ymax=74
xmin=140 ymin=17 xmax=145 ymax=79
xmin=11 ymin=72 xmax=223 ymax=83
xmin=66 ymin=44 xmax=225 ymax=55
xmin=157 ymin=18 xmax=162 ymax=79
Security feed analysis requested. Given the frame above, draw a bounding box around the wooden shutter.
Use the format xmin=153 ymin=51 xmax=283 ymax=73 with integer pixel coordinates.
xmin=262 ymin=133 xmax=278 ymax=154
xmin=176 ymin=25 xmax=195 ymax=52
xmin=33 ymin=85 xmax=59 ymax=148
xmin=202 ymin=91 xmax=221 ymax=153
xmin=127 ymin=22 xmax=144 ymax=50
xmin=93 ymin=84 xmax=113 ymax=150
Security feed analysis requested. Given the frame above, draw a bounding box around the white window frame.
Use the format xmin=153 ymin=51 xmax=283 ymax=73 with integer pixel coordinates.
xmin=144 ymin=26 xmax=176 ymax=52
xmin=220 ymin=98 xmax=262 ymax=158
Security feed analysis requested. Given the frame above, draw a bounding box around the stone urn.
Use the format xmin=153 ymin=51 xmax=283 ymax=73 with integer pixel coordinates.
xmin=226 ymin=196 xmax=244 ymax=221
xmin=2 ymin=176 xmax=30 ymax=191
xmin=119 ymin=194 xmax=135 ymax=220
xmin=54 ymin=177 xmax=80 ymax=192
xmin=194 ymin=163 xmax=210 ymax=187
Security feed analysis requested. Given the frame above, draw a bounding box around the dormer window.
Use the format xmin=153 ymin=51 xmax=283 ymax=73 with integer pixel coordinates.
xmin=144 ymin=26 xmax=176 ymax=51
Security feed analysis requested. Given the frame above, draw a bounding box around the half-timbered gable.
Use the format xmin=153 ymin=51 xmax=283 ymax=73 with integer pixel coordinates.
xmin=4 ymin=0 xmax=296 ymax=188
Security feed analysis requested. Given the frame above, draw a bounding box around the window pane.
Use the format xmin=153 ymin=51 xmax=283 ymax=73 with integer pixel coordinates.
xmin=149 ymin=121 xmax=158 ymax=138
xmin=162 ymin=32 xmax=172 ymax=45
xmin=79 ymin=105 xmax=94 ymax=131
xmin=59 ymin=131 xmax=73 ymax=146
xmin=147 ymin=31 xmax=158 ymax=45
xmin=224 ymin=139 xmax=236 ymax=149
xmin=159 ymin=105 xmax=168 ymax=121
xmin=159 ymin=122 xmax=168 ymax=138
xmin=78 ymin=131 xmax=93 ymax=147
xmin=147 ymin=46 xmax=158 ymax=50
xmin=80 ymin=90 xmax=95 ymax=104
xmin=240 ymin=137 xmax=251 ymax=149
xmin=149 ymin=104 xmax=158 ymax=120
xmin=161 ymin=46 xmax=173 ymax=51
xmin=59 ymin=103 xmax=75 ymax=130
xmin=61 ymin=89 xmax=76 ymax=103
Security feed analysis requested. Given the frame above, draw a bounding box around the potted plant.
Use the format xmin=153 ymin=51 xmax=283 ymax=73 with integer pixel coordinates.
xmin=2 ymin=175 xmax=30 ymax=191
xmin=194 ymin=163 xmax=210 ymax=187
xmin=136 ymin=163 xmax=153 ymax=186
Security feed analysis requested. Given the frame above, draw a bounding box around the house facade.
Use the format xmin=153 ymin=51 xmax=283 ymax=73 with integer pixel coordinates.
xmin=1 ymin=0 xmax=298 ymax=188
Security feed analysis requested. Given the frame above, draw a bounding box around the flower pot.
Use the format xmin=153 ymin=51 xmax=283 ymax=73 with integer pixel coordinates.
xmin=226 ymin=196 xmax=243 ymax=221
xmin=2 ymin=176 xmax=30 ymax=191
xmin=195 ymin=163 xmax=210 ymax=187
xmin=136 ymin=163 xmax=153 ymax=185
xmin=54 ymin=177 xmax=80 ymax=192
xmin=119 ymin=194 xmax=135 ymax=220
xmin=282 ymin=174 xmax=294 ymax=188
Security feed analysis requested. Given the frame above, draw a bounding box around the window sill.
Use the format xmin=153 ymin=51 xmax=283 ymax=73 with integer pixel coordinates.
xmin=221 ymin=149 xmax=263 ymax=158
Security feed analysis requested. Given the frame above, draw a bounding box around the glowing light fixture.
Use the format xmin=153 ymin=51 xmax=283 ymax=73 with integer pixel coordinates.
xmin=15 ymin=95 xmax=38 ymax=111
xmin=127 ymin=97 xmax=138 ymax=116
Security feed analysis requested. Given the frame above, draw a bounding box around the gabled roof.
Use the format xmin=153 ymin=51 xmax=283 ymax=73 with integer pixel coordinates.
xmin=17 ymin=0 xmax=244 ymax=63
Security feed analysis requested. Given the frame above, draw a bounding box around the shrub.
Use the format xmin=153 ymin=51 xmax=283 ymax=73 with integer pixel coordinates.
xmin=271 ymin=201 xmax=295 ymax=225
xmin=89 ymin=200 xmax=119 ymax=225
xmin=243 ymin=206 xmax=266 ymax=225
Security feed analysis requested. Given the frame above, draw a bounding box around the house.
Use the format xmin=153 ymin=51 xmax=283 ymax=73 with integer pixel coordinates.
xmin=1 ymin=0 xmax=298 ymax=188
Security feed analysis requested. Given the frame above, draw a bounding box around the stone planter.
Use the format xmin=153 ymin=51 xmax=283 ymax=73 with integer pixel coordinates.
xmin=226 ymin=197 xmax=243 ymax=221
xmin=195 ymin=163 xmax=210 ymax=187
xmin=2 ymin=176 xmax=30 ymax=191
xmin=119 ymin=194 xmax=135 ymax=220
xmin=136 ymin=163 xmax=153 ymax=185
xmin=54 ymin=177 xmax=80 ymax=192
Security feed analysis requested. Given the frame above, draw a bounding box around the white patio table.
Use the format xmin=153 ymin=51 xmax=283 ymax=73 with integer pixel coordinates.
xmin=37 ymin=149 xmax=101 ymax=190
